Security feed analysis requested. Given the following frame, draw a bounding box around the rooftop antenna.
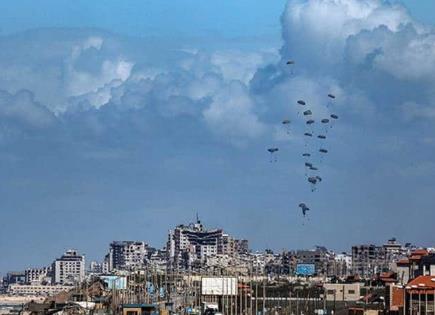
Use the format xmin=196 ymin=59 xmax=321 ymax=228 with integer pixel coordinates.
xmin=196 ymin=212 xmax=200 ymax=224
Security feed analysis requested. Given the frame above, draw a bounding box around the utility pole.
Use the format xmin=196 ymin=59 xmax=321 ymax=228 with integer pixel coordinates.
xmin=263 ymin=279 xmax=266 ymax=315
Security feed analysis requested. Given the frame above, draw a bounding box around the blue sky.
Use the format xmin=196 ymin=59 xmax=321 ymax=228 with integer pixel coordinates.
xmin=1 ymin=0 xmax=435 ymax=274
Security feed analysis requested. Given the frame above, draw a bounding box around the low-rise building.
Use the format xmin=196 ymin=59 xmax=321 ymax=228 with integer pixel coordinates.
xmin=8 ymin=284 xmax=72 ymax=296
xmin=324 ymin=283 xmax=361 ymax=302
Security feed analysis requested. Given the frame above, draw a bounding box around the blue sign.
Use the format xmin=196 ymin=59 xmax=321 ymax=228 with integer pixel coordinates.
xmin=100 ymin=276 xmax=127 ymax=290
xmin=296 ymin=264 xmax=315 ymax=276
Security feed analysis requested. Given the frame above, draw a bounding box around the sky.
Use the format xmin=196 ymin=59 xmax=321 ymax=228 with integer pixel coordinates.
xmin=1 ymin=0 xmax=435 ymax=274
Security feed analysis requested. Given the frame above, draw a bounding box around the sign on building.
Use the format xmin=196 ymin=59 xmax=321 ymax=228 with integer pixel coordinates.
xmin=201 ymin=277 xmax=237 ymax=296
xmin=100 ymin=276 xmax=127 ymax=290
xmin=296 ymin=264 xmax=315 ymax=276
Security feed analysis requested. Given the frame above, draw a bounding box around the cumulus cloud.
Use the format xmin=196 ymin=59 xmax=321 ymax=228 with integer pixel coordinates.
xmin=268 ymin=0 xmax=435 ymax=126
xmin=0 ymin=89 xmax=56 ymax=129
xmin=203 ymin=81 xmax=266 ymax=142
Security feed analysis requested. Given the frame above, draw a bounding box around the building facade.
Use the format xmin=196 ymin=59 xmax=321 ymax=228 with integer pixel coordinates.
xmin=25 ymin=267 xmax=51 ymax=284
xmin=108 ymin=241 xmax=148 ymax=271
xmin=52 ymin=249 xmax=85 ymax=285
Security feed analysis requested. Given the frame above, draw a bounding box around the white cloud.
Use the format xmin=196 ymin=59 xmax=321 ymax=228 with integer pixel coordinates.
xmin=65 ymin=37 xmax=134 ymax=105
xmin=203 ymin=81 xmax=266 ymax=142
xmin=282 ymin=0 xmax=412 ymax=66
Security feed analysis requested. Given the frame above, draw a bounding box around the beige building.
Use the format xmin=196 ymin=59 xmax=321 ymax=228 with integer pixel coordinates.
xmin=324 ymin=283 xmax=361 ymax=301
xmin=8 ymin=284 xmax=72 ymax=296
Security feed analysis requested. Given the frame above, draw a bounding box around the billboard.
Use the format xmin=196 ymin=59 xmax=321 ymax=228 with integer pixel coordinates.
xmin=100 ymin=276 xmax=127 ymax=290
xmin=296 ymin=264 xmax=315 ymax=276
xmin=201 ymin=277 xmax=237 ymax=296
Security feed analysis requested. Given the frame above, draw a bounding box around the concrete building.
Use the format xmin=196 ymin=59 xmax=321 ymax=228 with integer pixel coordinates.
xmin=352 ymin=244 xmax=386 ymax=278
xmin=52 ymin=249 xmax=85 ymax=285
xmin=383 ymin=238 xmax=407 ymax=270
xmin=108 ymin=241 xmax=148 ymax=271
xmin=167 ymin=219 xmax=224 ymax=269
xmin=334 ymin=253 xmax=352 ymax=278
xmin=8 ymin=284 xmax=72 ymax=296
xmin=296 ymin=246 xmax=335 ymax=276
xmin=324 ymin=283 xmax=361 ymax=302
xmin=89 ymin=261 xmax=103 ymax=274
xmin=234 ymin=239 xmax=249 ymax=255
xmin=3 ymin=272 xmax=26 ymax=287
xmin=25 ymin=267 xmax=51 ymax=284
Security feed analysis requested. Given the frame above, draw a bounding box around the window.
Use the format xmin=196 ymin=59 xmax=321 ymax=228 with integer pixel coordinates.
xmin=327 ymin=290 xmax=335 ymax=294
xmin=348 ymin=290 xmax=355 ymax=294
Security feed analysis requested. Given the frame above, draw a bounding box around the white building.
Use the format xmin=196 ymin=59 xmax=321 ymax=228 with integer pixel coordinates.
xmin=8 ymin=284 xmax=72 ymax=296
xmin=25 ymin=267 xmax=51 ymax=284
xmin=52 ymin=249 xmax=85 ymax=285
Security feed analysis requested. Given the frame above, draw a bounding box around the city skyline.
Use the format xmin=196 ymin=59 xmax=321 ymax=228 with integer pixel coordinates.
xmin=2 ymin=0 xmax=435 ymax=278
xmin=0 ymin=215 xmax=427 ymax=276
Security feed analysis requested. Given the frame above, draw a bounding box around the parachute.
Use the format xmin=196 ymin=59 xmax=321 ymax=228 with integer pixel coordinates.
xmin=319 ymin=149 xmax=328 ymax=154
xmin=287 ymin=60 xmax=295 ymax=65
xmin=318 ymin=135 xmax=326 ymax=139
xmin=305 ymin=162 xmax=313 ymax=168
xmin=316 ymin=176 xmax=322 ymax=182
xmin=303 ymin=110 xmax=312 ymax=116
xmin=328 ymin=94 xmax=336 ymax=99
xmin=308 ymin=177 xmax=317 ymax=184
xmin=282 ymin=119 xmax=291 ymax=134
xmin=302 ymin=153 xmax=311 ymax=157
xmin=304 ymin=132 xmax=313 ymax=137
xmin=267 ymin=147 xmax=279 ymax=162
xmin=297 ymin=100 xmax=306 ymax=106
xmin=298 ymin=203 xmax=310 ymax=217
xmin=306 ymin=119 xmax=315 ymax=125
xmin=321 ymin=119 xmax=329 ymax=124
xmin=330 ymin=114 xmax=338 ymax=119
xmin=310 ymin=166 xmax=318 ymax=171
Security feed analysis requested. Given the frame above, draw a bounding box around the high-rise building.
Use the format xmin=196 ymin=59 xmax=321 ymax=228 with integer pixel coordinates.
xmin=167 ymin=219 xmax=223 ymax=263
xmin=52 ymin=249 xmax=85 ymax=285
xmin=296 ymin=246 xmax=335 ymax=276
xmin=383 ymin=238 xmax=407 ymax=269
xmin=108 ymin=241 xmax=148 ymax=271
xmin=167 ymin=217 xmax=249 ymax=271
xmin=351 ymin=244 xmax=385 ymax=278
xmin=234 ymin=239 xmax=249 ymax=255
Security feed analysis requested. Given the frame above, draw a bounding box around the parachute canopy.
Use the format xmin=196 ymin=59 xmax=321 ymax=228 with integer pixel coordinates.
xmin=319 ymin=149 xmax=328 ymax=153
xmin=308 ymin=177 xmax=317 ymax=184
xmin=302 ymin=153 xmax=311 ymax=157
xmin=321 ymin=119 xmax=330 ymax=124
xmin=306 ymin=119 xmax=315 ymax=125
xmin=304 ymin=132 xmax=313 ymax=137
xmin=282 ymin=119 xmax=291 ymax=124
xmin=297 ymin=100 xmax=306 ymax=106
xmin=330 ymin=114 xmax=339 ymax=119
xmin=267 ymin=148 xmax=279 ymax=153
xmin=298 ymin=203 xmax=309 ymax=211
xmin=303 ymin=110 xmax=312 ymax=116
xmin=318 ymin=135 xmax=326 ymax=139
xmin=305 ymin=162 xmax=313 ymax=168
xmin=328 ymin=94 xmax=336 ymax=99
xmin=287 ymin=60 xmax=295 ymax=65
